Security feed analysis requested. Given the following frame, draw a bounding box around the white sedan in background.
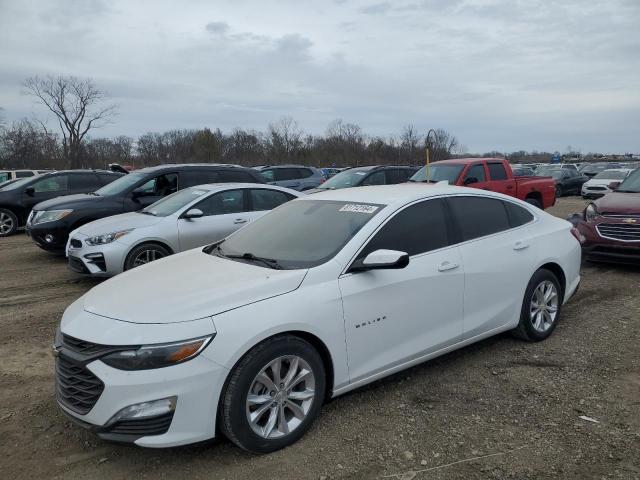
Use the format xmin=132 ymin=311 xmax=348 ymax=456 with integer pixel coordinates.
xmin=55 ymin=184 xmax=580 ymax=452
xmin=66 ymin=183 xmax=300 ymax=276
xmin=581 ymin=168 xmax=631 ymax=199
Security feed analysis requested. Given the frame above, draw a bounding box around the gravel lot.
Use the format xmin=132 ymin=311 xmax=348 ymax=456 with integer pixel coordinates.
xmin=1 ymin=196 xmax=638 ymax=480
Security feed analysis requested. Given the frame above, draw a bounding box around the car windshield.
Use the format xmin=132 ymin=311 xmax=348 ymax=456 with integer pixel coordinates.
xmin=0 ymin=176 xmax=36 ymax=191
xmin=409 ymin=163 xmax=464 ymax=183
xmin=593 ymin=170 xmax=628 ymax=180
xmin=94 ymin=172 xmax=146 ymax=196
xmin=214 ymin=199 xmax=384 ymax=269
xmin=535 ymin=167 xmax=561 ymax=177
xmin=142 ymin=187 xmax=208 ymax=217
xmin=616 ymin=169 xmax=640 ymax=193
xmin=317 ymin=168 xmax=373 ymax=189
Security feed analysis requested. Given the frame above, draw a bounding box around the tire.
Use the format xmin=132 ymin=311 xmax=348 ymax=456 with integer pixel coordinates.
xmin=555 ymin=185 xmax=563 ymax=198
xmin=220 ymin=335 xmax=326 ymax=453
xmin=524 ymin=198 xmax=542 ymax=209
xmin=123 ymin=243 xmax=171 ymax=271
xmin=512 ymin=269 xmax=563 ymax=342
xmin=0 ymin=208 xmax=18 ymax=237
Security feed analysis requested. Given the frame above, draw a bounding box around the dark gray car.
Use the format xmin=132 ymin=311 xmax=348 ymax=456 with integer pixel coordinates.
xmin=255 ymin=165 xmax=325 ymax=191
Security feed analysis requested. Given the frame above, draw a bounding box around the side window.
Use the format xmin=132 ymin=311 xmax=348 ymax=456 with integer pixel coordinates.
xmin=504 ymin=201 xmax=534 ymax=227
xmin=32 ymin=175 xmax=68 ymax=193
xmin=134 ymin=173 xmax=178 ymax=197
xmin=180 ymin=170 xmax=220 ymax=187
xmin=98 ymin=174 xmax=120 ymax=186
xmin=250 ymin=189 xmax=294 ymax=211
xmin=218 ymin=170 xmax=257 ymax=183
xmin=447 ymin=196 xmax=510 ymax=241
xmin=361 ymin=171 xmax=385 ymax=186
xmin=260 ymin=169 xmax=276 ymax=182
xmin=385 ymin=169 xmax=410 ymax=184
xmin=275 ymin=168 xmax=301 ymax=181
xmin=196 ymin=189 xmax=245 ymax=216
xmin=487 ymin=163 xmax=508 ymax=180
xmin=16 ymin=171 xmax=35 ymax=178
xmin=358 ymin=199 xmax=450 ymax=259
xmin=463 ymin=164 xmax=486 ymax=183
xmin=296 ymin=168 xmax=314 ymax=179
xmin=69 ymin=173 xmax=102 ymax=191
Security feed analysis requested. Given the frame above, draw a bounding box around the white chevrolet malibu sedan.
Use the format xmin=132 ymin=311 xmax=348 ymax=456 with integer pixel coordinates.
xmin=65 ymin=183 xmax=300 ymax=276
xmin=55 ymin=184 xmax=581 ymax=452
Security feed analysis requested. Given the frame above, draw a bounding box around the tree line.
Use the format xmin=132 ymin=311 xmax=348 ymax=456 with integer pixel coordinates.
xmin=0 ymin=75 xmax=560 ymax=171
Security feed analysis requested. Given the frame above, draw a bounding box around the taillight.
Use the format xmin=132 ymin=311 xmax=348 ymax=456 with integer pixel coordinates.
xmin=571 ymin=227 xmax=585 ymax=244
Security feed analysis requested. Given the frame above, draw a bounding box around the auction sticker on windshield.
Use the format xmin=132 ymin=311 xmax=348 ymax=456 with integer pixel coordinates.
xmin=339 ymin=204 xmax=379 ymax=214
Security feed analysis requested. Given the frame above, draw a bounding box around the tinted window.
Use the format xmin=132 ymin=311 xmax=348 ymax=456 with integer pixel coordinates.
xmin=447 ymin=196 xmax=510 ymax=241
xmin=181 ymin=170 xmax=220 ymax=187
xmin=218 ymin=170 xmax=257 ymax=183
xmin=69 ymin=173 xmax=102 ymax=190
xmin=504 ymin=201 xmax=534 ymax=227
xmin=134 ymin=173 xmax=178 ymax=197
xmin=296 ymin=168 xmax=314 ymax=179
xmin=274 ymin=168 xmax=301 ymax=181
xmin=98 ymin=173 xmax=120 ymax=186
xmin=487 ymin=163 xmax=508 ymax=180
xmin=250 ymin=189 xmax=293 ymax=211
xmin=359 ymin=199 xmax=449 ymax=259
xmin=361 ymin=171 xmax=385 ymax=186
xmin=32 ymin=175 xmax=68 ymax=193
xmin=464 ymin=164 xmax=486 ymax=183
xmin=15 ymin=171 xmax=34 ymax=178
xmin=196 ymin=189 xmax=245 ymax=216
xmin=385 ymin=169 xmax=412 ymax=184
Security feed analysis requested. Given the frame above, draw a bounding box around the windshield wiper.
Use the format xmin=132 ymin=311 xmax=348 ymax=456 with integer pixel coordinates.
xmin=140 ymin=211 xmax=156 ymax=216
xmin=217 ymin=249 xmax=283 ymax=270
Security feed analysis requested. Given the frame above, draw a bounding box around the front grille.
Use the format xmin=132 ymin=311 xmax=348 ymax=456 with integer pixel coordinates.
xmin=585 ymin=186 xmax=606 ymax=191
xmin=62 ymin=334 xmax=112 ymax=355
xmin=106 ymin=412 xmax=174 ymax=436
xmin=602 ymin=213 xmax=640 ymax=219
xmin=596 ymin=223 xmax=640 ymax=242
xmin=70 ymin=238 xmax=82 ymax=248
xmin=56 ymin=355 xmax=104 ymax=415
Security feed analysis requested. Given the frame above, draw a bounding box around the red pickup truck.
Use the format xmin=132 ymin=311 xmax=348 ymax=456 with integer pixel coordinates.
xmin=410 ymin=158 xmax=556 ymax=209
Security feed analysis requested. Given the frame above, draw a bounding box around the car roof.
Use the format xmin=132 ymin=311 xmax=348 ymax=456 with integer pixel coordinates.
xmin=258 ymin=164 xmax=316 ymax=169
xmin=134 ymin=163 xmax=245 ymax=173
xmin=430 ymin=158 xmax=504 ymax=165
xmin=181 ymin=183 xmax=301 ymax=194
xmin=298 ymin=183 xmax=512 ymax=208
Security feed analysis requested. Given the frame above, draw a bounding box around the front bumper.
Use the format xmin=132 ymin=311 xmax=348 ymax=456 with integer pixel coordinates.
xmin=65 ymin=232 xmax=129 ymax=277
xmin=26 ymin=219 xmax=71 ymax=253
xmin=576 ymin=220 xmax=640 ymax=264
xmin=56 ymin=342 xmax=228 ymax=447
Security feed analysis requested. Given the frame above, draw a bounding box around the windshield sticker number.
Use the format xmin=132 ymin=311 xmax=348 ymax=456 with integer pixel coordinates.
xmin=339 ymin=204 xmax=379 ymax=214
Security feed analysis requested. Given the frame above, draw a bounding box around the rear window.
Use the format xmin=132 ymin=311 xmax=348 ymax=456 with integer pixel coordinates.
xmin=447 ymin=196 xmax=510 ymax=241
xmin=504 ymin=202 xmax=534 ymax=227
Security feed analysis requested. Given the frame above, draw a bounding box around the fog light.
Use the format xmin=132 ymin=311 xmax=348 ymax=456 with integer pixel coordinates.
xmin=44 ymin=234 xmax=54 ymax=243
xmin=106 ymin=396 xmax=177 ymax=425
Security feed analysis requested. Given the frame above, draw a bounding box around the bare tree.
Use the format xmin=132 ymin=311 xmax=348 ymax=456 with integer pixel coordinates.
xmin=266 ymin=116 xmax=304 ymax=163
xmin=426 ymin=128 xmax=459 ymax=162
xmin=23 ymin=75 xmax=117 ymax=168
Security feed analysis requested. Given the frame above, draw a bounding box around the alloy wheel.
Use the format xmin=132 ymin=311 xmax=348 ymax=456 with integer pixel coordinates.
xmin=245 ymin=355 xmax=316 ymax=439
xmin=132 ymin=248 xmax=164 ymax=267
xmin=530 ymin=280 xmax=558 ymax=333
xmin=0 ymin=212 xmax=15 ymax=235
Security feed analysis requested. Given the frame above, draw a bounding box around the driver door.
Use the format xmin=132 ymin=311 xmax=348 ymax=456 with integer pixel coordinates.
xmin=177 ymin=189 xmax=247 ymax=251
xmin=461 ymin=163 xmax=490 ymax=190
xmin=126 ymin=173 xmax=178 ymax=211
xmin=23 ymin=174 xmax=71 ymax=211
xmin=339 ymin=198 xmax=464 ymax=383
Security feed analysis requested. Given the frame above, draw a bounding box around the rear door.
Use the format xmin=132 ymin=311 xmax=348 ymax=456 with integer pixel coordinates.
xmin=68 ymin=172 xmax=102 ymax=194
xmin=177 ymin=188 xmax=247 ymax=250
xmin=339 ymin=198 xmax=464 ymax=382
xmin=486 ymin=162 xmax=516 ymax=196
xmin=447 ymin=196 xmax=534 ymax=339
xmin=273 ymin=168 xmax=303 ymax=190
xmin=384 ymin=168 xmax=413 ymax=185
xmin=248 ymin=188 xmax=296 ymax=221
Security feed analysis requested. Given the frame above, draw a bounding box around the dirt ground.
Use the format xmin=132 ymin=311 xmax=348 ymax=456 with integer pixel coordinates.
xmin=0 ymin=196 xmax=638 ymax=480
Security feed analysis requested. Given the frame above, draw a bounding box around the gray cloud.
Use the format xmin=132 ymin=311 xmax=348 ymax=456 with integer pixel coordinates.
xmin=205 ymin=21 xmax=230 ymax=35
xmin=359 ymin=2 xmax=392 ymax=15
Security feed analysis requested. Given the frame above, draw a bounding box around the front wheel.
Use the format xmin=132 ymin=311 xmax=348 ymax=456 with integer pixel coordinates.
xmin=0 ymin=208 xmax=18 ymax=237
xmin=512 ymin=269 xmax=563 ymax=342
xmin=124 ymin=243 xmax=171 ymax=271
xmin=220 ymin=335 xmax=326 ymax=453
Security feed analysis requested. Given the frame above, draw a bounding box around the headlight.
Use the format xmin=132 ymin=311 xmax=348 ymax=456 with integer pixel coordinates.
xmin=32 ymin=209 xmax=73 ymax=225
xmin=585 ymin=203 xmax=599 ymax=222
xmin=85 ymin=229 xmax=133 ymax=246
xmin=101 ymin=336 xmax=214 ymax=370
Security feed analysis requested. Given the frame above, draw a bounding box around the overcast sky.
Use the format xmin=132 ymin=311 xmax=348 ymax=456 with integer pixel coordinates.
xmin=0 ymin=0 xmax=638 ymax=153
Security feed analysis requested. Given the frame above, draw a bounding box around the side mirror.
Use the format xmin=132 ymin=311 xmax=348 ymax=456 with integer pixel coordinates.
xmin=183 ymin=208 xmax=204 ymax=220
xmin=608 ymin=181 xmax=621 ymax=191
xmin=350 ymin=249 xmax=409 ymax=272
xmin=463 ymin=177 xmax=478 ymax=185
xmin=24 ymin=186 xmax=35 ymax=196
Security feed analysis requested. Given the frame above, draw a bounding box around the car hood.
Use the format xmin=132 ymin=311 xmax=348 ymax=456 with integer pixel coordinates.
xmin=82 ymin=249 xmax=308 ymax=324
xmin=34 ymin=193 xmax=105 ymax=211
xmin=75 ymin=212 xmax=163 ymax=235
xmin=594 ymin=191 xmax=640 ymax=214
xmin=584 ymin=179 xmax=615 ymax=187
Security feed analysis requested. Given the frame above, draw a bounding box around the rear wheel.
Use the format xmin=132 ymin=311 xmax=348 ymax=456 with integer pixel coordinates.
xmin=512 ymin=269 xmax=563 ymax=342
xmin=0 ymin=208 xmax=18 ymax=237
xmin=524 ymin=198 xmax=542 ymax=209
xmin=124 ymin=243 xmax=171 ymax=271
xmin=220 ymin=335 xmax=326 ymax=453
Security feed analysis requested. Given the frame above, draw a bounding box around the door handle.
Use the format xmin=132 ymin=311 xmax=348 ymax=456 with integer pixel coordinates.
xmin=234 ymin=218 xmax=247 ymax=224
xmin=437 ymin=261 xmax=459 ymax=272
xmin=513 ymin=241 xmax=529 ymax=251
